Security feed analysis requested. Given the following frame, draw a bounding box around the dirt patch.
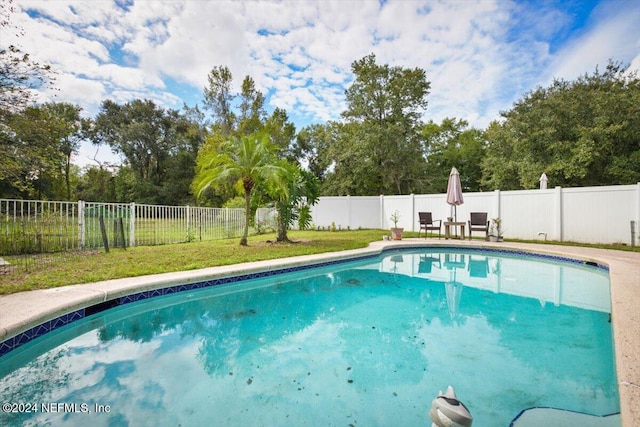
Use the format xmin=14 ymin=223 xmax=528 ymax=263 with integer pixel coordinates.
xmin=256 ymin=238 xmax=312 ymax=247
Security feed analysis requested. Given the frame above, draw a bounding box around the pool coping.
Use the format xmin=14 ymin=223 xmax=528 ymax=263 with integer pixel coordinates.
xmin=0 ymin=239 xmax=638 ymax=426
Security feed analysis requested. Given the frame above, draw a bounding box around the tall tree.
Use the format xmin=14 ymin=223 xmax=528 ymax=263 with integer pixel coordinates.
xmin=198 ymin=66 xmax=299 ymax=211
xmin=327 ymin=54 xmax=431 ymax=195
xmin=264 ymin=107 xmax=296 ymax=159
xmin=41 ymin=102 xmax=85 ymax=199
xmin=237 ymin=76 xmax=265 ymax=136
xmin=293 ymin=123 xmax=334 ymax=183
xmin=76 ymin=165 xmax=117 ymax=202
xmin=482 ymin=61 xmax=640 ymax=189
xmin=1 ymin=106 xmax=60 ymax=198
xmin=193 ymin=132 xmax=285 ymax=246
xmin=90 ymin=99 xmax=201 ymax=204
xmin=480 ymin=120 xmax=521 ymax=190
xmin=202 ymin=67 xmax=297 ymax=152
xmin=0 ymin=103 xmax=83 ymax=199
xmin=203 ymin=65 xmax=235 ymax=136
xmin=321 ymin=122 xmax=375 ymax=195
xmin=422 ymin=118 xmax=486 ymax=192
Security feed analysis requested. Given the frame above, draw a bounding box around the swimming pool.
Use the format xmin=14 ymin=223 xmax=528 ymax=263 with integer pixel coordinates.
xmin=0 ymin=247 xmax=619 ymax=426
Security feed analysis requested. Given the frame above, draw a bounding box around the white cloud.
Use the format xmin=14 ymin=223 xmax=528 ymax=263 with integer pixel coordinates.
xmin=5 ymin=0 xmax=639 ymax=157
xmin=545 ymin=0 xmax=640 ymax=82
xmin=129 ymin=2 xmax=250 ymax=88
xmin=11 ymin=2 xmax=164 ymax=94
xmin=45 ymin=73 xmax=106 ymax=111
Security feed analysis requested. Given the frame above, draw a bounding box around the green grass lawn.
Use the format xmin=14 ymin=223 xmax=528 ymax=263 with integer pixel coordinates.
xmin=1 ymin=229 xmax=636 ymax=296
xmin=0 ymin=230 xmax=400 ymax=295
xmin=0 ymin=215 xmax=244 ymax=255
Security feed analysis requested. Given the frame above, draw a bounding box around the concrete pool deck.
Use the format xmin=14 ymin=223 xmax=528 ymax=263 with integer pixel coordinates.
xmin=0 ymin=239 xmax=638 ymax=426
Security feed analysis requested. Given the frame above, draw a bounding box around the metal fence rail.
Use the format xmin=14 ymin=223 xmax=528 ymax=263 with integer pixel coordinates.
xmin=1 ymin=199 xmax=81 ymax=255
xmin=255 ymin=207 xmax=278 ymax=233
xmin=1 ymin=199 xmax=245 ymax=259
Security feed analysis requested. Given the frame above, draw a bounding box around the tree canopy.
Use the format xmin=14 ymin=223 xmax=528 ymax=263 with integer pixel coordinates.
xmin=89 ymin=99 xmax=204 ymax=204
xmin=0 ymin=102 xmax=83 ymax=199
xmin=320 ymin=54 xmax=431 ymax=195
xmin=482 ymin=61 xmax=640 ymax=189
xmin=421 ymin=118 xmax=486 ymax=193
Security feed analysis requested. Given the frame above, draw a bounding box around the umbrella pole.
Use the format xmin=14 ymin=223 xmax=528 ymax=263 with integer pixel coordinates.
xmin=448 ymin=206 xmax=458 ymax=238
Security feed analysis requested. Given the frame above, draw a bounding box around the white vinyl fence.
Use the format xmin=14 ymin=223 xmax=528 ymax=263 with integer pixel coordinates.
xmin=310 ymin=183 xmax=640 ymax=245
xmin=0 ymin=199 xmax=245 ymax=256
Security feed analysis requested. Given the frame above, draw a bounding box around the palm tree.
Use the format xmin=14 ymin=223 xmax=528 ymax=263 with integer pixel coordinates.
xmin=267 ymin=161 xmax=320 ymax=242
xmin=194 ymin=132 xmax=285 ymax=245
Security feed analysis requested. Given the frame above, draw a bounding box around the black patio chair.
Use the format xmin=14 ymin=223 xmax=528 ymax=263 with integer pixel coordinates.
xmin=418 ymin=212 xmax=441 ymax=239
xmin=468 ymin=212 xmax=489 ymax=240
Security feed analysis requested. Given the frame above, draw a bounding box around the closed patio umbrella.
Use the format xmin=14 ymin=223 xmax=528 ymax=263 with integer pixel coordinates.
xmin=446 ymin=167 xmax=464 ymax=221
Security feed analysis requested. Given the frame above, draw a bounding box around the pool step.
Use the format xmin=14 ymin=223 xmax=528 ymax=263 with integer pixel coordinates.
xmin=510 ymin=408 xmax=621 ymax=427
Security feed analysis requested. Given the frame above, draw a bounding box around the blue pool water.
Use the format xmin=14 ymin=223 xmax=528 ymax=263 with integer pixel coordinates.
xmin=0 ymin=248 xmax=619 ymax=426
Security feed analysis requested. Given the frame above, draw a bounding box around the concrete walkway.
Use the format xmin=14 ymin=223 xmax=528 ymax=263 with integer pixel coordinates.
xmin=0 ymin=239 xmax=638 ymax=426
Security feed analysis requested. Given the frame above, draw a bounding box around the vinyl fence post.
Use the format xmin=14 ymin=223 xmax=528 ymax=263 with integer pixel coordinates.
xmin=411 ymin=193 xmax=415 ymax=232
xmin=379 ymin=195 xmax=385 ymax=229
xmin=129 ymin=202 xmax=136 ymax=247
xmin=78 ymin=200 xmax=85 ymax=250
xmin=347 ymin=195 xmax=351 ymax=230
xmin=554 ymin=186 xmax=563 ymax=242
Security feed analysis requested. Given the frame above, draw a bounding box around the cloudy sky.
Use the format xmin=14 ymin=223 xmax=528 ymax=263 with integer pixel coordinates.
xmin=4 ymin=0 xmax=640 ymax=166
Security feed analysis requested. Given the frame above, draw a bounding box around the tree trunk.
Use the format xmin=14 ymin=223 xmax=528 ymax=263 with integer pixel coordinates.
xmin=275 ymin=210 xmax=289 ymax=242
xmin=65 ymin=154 xmax=72 ymax=200
xmin=240 ymin=190 xmax=251 ymax=246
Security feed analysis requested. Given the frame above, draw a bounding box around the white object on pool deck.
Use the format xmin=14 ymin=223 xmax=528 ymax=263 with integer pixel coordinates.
xmin=510 ymin=408 xmax=621 ymax=427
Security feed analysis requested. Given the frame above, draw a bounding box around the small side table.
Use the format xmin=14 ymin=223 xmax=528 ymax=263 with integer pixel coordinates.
xmin=444 ymin=221 xmax=466 ymax=240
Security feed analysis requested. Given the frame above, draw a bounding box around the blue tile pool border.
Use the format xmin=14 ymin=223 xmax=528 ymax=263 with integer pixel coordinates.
xmin=0 ymin=245 xmax=610 ymax=358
